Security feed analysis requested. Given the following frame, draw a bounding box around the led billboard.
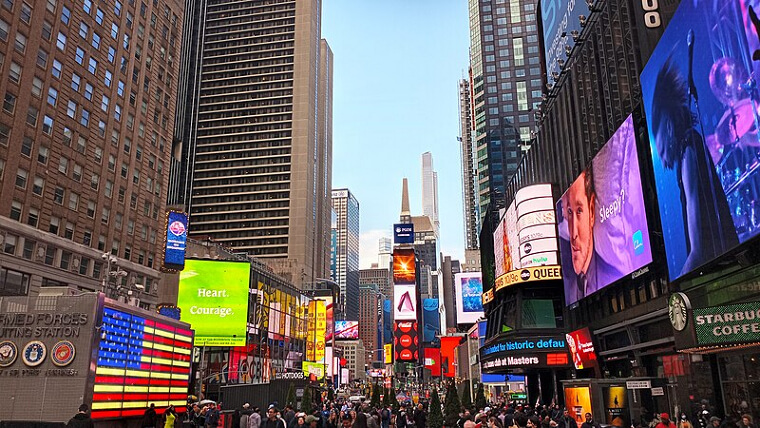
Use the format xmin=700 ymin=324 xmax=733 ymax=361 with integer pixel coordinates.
xmin=393 ymin=284 xmax=417 ymax=321
xmin=334 ymin=320 xmax=359 ymax=340
xmin=641 ymin=0 xmax=760 ymax=281
xmin=424 ymin=347 xmax=441 ymax=377
xmin=393 ymin=321 xmax=418 ymax=362
xmin=541 ymin=0 xmax=591 ymax=84
xmin=393 ymin=223 xmax=414 ymax=244
xmin=440 ymin=336 xmax=460 ymax=378
xmin=566 ymin=327 xmax=597 ymax=370
xmin=565 ymin=386 xmax=592 ymax=423
xmin=162 ymin=210 xmax=188 ymax=269
xmin=392 ymin=249 xmax=416 ymax=285
xmin=178 ymin=260 xmax=250 ymax=346
xmin=422 ymin=298 xmax=440 ymax=342
xmin=454 ymin=272 xmax=484 ymax=325
xmin=557 ymin=115 xmax=653 ymax=305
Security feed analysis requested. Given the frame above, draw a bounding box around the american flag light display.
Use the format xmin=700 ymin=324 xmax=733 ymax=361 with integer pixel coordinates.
xmin=92 ymin=307 xmax=193 ymax=419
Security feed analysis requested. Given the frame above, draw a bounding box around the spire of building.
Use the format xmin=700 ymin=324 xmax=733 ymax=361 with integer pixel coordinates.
xmin=401 ymin=178 xmax=411 ymax=218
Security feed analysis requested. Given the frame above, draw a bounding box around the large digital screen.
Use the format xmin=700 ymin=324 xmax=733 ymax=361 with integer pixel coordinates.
xmin=393 ymin=223 xmax=414 ymax=244
xmin=393 ymin=321 xmax=418 ymax=362
xmin=541 ymin=0 xmax=591 ymax=84
xmin=641 ymin=0 xmax=760 ymax=281
xmin=92 ymin=307 xmax=193 ymax=419
xmin=557 ymin=115 xmax=653 ymax=306
xmin=177 ymin=259 xmax=250 ymax=346
xmin=162 ymin=210 xmax=188 ymax=269
xmin=566 ymin=327 xmax=597 ymax=370
xmin=422 ymin=298 xmax=440 ymax=342
xmin=334 ymin=320 xmax=359 ymax=339
xmin=392 ymin=249 xmax=416 ymax=285
xmin=455 ymin=272 xmax=484 ymax=324
xmin=424 ymin=347 xmax=441 ymax=377
xmin=440 ymin=336 xmax=460 ymax=378
xmin=393 ymin=284 xmax=417 ymax=321
xmin=383 ymin=299 xmax=392 ymax=344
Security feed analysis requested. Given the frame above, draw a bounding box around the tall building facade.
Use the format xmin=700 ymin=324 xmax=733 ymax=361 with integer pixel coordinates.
xmin=358 ymin=283 xmax=381 ymax=362
xmin=359 ymin=267 xmax=391 ymax=303
xmin=377 ymin=237 xmax=391 ymax=270
xmin=458 ymin=78 xmax=479 ymax=249
xmin=468 ymin=0 xmax=544 ymax=218
xmin=421 ymin=151 xmax=438 ymax=232
xmin=334 ymin=339 xmax=365 ymax=381
xmin=0 ymin=0 xmax=185 ymax=306
xmin=331 ymin=188 xmax=359 ymax=320
xmin=179 ymin=0 xmax=332 ymax=287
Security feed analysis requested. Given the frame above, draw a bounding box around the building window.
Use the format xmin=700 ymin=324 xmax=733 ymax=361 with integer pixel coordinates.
xmin=43 ymin=115 xmax=53 ymax=134
xmin=15 ymin=168 xmax=27 ymax=188
xmin=45 ymin=246 xmax=56 ymax=265
xmin=3 ymin=234 xmax=16 ymax=254
xmin=0 ymin=267 xmax=30 ymax=296
xmin=37 ymin=146 xmax=49 ymax=164
xmin=10 ymin=200 xmax=21 ymax=221
xmin=26 ymin=207 xmax=38 ymax=227
xmin=53 ymin=187 xmax=64 ymax=204
xmin=49 ymin=216 xmax=59 ymax=234
xmin=60 ymin=251 xmax=71 ymax=269
xmin=32 ymin=176 xmax=44 ymax=195
xmin=3 ymin=92 xmax=16 ymax=113
xmin=8 ymin=62 xmax=20 ymax=83
xmin=21 ymin=136 xmax=33 ymax=156
xmin=64 ymin=222 xmax=74 ymax=239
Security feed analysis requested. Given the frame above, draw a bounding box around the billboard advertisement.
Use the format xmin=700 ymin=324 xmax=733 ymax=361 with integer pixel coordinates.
xmin=392 ymin=249 xmax=416 ymax=285
xmin=383 ymin=299 xmax=392 ymax=344
xmin=422 ymin=298 xmax=440 ymax=342
xmin=393 ymin=223 xmax=414 ymax=244
xmin=440 ymin=336 xmax=460 ymax=378
xmin=557 ymin=115 xmax=653 ymax=306
xmin=162 ymin=210 xmax=188 ymax=269
xmin=384 ymin=343 xmax=392 ymax=364
xmin=541 ymin=0 xmax=591 ymax=83
xmin=393 ymin=284 xmax=417 ymax=321
xmin=316 ymin=297 xmax=334 ymax=341
xmin=334 ymin=320 xmax=359 ymax=339
xmin=424 ymin=347 xmax=441 ymax=377
xmin=515 ymin=184 xmax=559 ymax=267
xmin=455 ymin=272 xmax=484 ymax=324
xmin=641 ymin=0 xmax=760 ymax=281
xmin=566 ymin=327 xmax=597 ymax=370
xmin=393 ymin=321 xmax=418 ymax=362
xmin=178 ymin=259 xmax=250 ymax=346
xmin=603 ymin=386 xmax=629 ymax=427
xmin=564 ymin=386 xmax=592 ymax=423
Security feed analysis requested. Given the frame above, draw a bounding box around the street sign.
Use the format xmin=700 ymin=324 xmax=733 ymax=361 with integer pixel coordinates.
xmin=651 ymin=387 xmax=665 ymax=396
xmin=625 ymin=380 xmax=651 ymax=389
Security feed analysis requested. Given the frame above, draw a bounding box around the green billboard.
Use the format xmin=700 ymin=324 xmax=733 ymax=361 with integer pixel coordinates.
xmin=694 ymin=301 xmax=760 ymax=345
xmin=178 ymin=259 xmax=250 ymax=346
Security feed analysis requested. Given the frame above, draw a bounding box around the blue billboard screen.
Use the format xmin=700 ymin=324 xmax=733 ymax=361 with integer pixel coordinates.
xmin=383 ymin=299 xmax=392 ymax=344
xmin=163 ymin=211 xmax=188 ymax=268
xmin=393 ymin=223 xmax=414 ymax=244
xmin=541 ymin=0 xmax=591 ymax=84
xmin=422 ymin=298 xmax=440 ymax=343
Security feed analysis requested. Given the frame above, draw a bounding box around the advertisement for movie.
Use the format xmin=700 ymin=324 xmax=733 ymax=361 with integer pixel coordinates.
xmin=564 ymin=386 xmax=593 ymax=423
xmin=641 ymin=0 xmax=760 ymax=281
xmin=566 ymin=327 xmax=597 ymax=370
xmin=557 ymin=115 xmax=653 ymax=306
xmin=454 ymin=272 xmax=484 ymax=324
xmin=177 ymin=260 xmax=250 ymax=346
xmin=393 ymin=249 xmax=416 ymax=285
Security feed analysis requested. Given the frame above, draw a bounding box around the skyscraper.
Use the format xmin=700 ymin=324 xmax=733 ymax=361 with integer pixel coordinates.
xmin=459 ymin=79 xmax=479 ymax=250
xmin=331 ymin=188 xmax=359 ymax=320
xmin=0 ymin=0 xmax=185 ymax=306
xmin=421 ymin=152 xmax=439 ymax=233
xmin=358 ymin=283 xmax=381 ymax=362
xmin=377 ymin=237 xmax=392 ymax=270
xmin=177 ymin=0 xmax=332 ymax=287
xmin=468 ymin=0 xmax=543 ymax=218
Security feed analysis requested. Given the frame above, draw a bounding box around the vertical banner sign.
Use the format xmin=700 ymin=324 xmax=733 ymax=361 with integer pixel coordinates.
xmin=163 ymin=211 xmax=188 ymax=269
xmin=603 ymin=386 xmax=629 ymax=427
xmin=384 ymin=343 xmax=392 ymax=364
xmin=306 ymin=301 xmax=316 ymax=361
xmin=315 ymin=300 xmax=326 ymax=362
xmin=564 ymin=387 xmax=592 ymax=423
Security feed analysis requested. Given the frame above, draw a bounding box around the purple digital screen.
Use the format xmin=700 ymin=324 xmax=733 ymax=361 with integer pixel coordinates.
xmin=557 ymin=115 xmax=653 ymax=306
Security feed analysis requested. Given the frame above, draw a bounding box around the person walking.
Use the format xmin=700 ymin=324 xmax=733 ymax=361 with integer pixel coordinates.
xmin=164 ymin=405 xmax=177 ymax=428
xmin=263 ymin=407 xmax=287 ymax=428
xmin=656 ymin=414 xmax=677 ymax=428
xmin=580 ymin=413 xmax=601 ymax=428
xmin=66 ymin=404 xmax=95 ymax=428
xmin=248 ymin=407 xmax=263 ymax=428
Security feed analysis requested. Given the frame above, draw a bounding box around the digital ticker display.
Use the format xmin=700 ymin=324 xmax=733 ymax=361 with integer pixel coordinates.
xmin=92 ymin=307 xmax=193 ymax=419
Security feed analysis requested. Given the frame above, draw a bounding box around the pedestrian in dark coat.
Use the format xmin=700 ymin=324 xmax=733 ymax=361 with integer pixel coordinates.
xmin=67 ymin=404 xmax=95 ymax=428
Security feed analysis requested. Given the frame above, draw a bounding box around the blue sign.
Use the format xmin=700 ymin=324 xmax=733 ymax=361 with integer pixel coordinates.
xmin=422 ymin=298 xmax=440 ymax=343
xmin=163 ymin=211 xmax=188 ymax=268
xmin=393 ymin=223 xmax=414 ymax=244
xmin=481 ymin=337 xmax=566 ymax=356
xmin=541 ymin=0 xmax=591 ymax=83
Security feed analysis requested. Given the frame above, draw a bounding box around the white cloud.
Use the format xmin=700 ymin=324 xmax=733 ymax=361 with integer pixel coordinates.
xmin=359 ymin=229 xmax=391 ymax=269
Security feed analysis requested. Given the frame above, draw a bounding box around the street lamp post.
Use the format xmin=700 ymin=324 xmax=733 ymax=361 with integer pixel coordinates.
xmin=101 ymin=253 xmax=128 ymax=300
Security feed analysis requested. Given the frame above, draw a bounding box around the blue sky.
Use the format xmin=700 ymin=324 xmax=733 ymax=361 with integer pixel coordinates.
xmin=322 ymin=0 xmax=471 ymax=268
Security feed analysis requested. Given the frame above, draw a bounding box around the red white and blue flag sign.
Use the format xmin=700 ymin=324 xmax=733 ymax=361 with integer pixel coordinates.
xmin=92 ymin=307 xmax=193 ymax=419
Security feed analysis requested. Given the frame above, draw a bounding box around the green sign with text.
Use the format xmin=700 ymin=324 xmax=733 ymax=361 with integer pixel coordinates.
xmin=178 ymin=259 xmax=250 ymax=346
xmin=694 ymin=301 xmax=760 ymax=345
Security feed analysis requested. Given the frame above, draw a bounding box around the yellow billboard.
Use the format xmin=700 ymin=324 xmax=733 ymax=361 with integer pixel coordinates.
xmin=315 ymin=300 xmax=326 ymax=362
xmin=384 ymin=343 xmax=392 ymax=364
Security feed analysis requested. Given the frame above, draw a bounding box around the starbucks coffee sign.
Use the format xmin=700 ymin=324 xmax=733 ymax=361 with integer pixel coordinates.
xmin=694 ymin=301 xmax=760 ymax=345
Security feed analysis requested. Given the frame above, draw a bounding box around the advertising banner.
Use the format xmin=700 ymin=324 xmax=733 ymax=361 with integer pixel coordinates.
xmin=495 ymin=265 xmax=562 ymax=291
xmin=393 ymin=249 xmax=416 ymax=285
xmin=515 ymin=184 xmax=558 ymax=268
xmin=541 ymin=0 xmax=591 ymax=84
xmin=565 ymin=386 xmax=592 ymax=423
xmin=394 ymin=223 xmax=415 ymax=244
xmin=694 ymin=301 xmax=760 ymax=345
xmin=316 ymin=297 xmax=334 ymax=342
xmin=334 ymin=320 xmax=359 ymax=339
xmin=440 ymin=336 xmax=460 ymax=378
xmin=393 ymin=284 xmax=417 ymax=321
xmin=641 ymin=0 xmax=760 ymax=281
xmin=424 ymin=347 xmax=441 ymax=377
xmin=557 ymin=115 xmax=653 ymax=305
xmin=603 ymin=386 xmax=629 ymax=427
xmin=315 ymin=300 xmax=326 ymax=362
xmin=393 ymin=321 xmax=418 ymax=362
xmin=422 ymin=298 xmax=441 ymax=342
xmin=383 ymin=299 xmax=392 ymax=344
xmin=480 ymin=336 xmax=571 ymax=372
xmin=384 ymin=343 xmax=392 ymax=364
xmin=306 ymin=301 xmax=316 ymax=361
xmin=163 ymin=210 xmax=188 ymax=269
xmin=455 ymin=272 xmax=484 ymax=324
xmin=566 ymin=327 xmax=597 ymax=370
xmin=302 ymin=361 xmax=325 ymax=380
xmin=178 ymin=259 xmax=250 ymax=346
